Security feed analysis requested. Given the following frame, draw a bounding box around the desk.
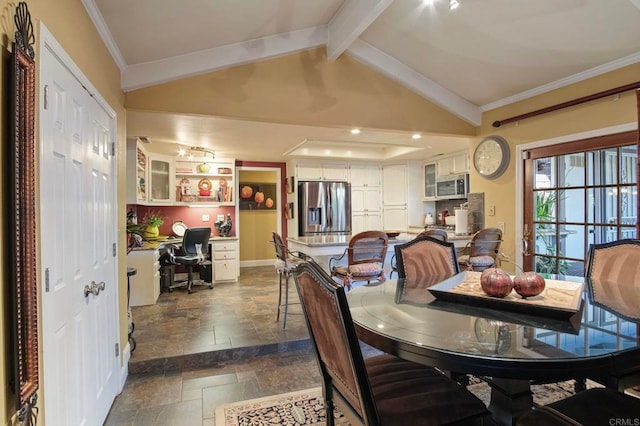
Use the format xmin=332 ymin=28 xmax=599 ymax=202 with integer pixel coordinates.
xmin=346 ymin=274 xmax=640 ymax=425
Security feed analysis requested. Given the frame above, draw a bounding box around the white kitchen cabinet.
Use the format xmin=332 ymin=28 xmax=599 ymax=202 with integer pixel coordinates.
xmin=212 ymin=240 xmax=238 ymax=282
xmin=126 ymin=141 xmax=148 ymax=204
xmin=147 ymin=154 xmax=175 ymax=203
xmin=423 ymin=162 xmax=437 ymax=200
xmin=437 ymin=153 xmax=469 ymax=177
xmin=349 ymin=164 xmax=381 ymax=187
xmin=352 ymin=211 xmax=383 ymax=235
xmin=127 ymin=249 xmax=160 ymax=306
xmin=382 ymin=164 xmax=408 ymax=230
xmin=296 ymin=162 xmax=348 ymax=181
xmin=351 ymin=164 xmax=382 ymax=234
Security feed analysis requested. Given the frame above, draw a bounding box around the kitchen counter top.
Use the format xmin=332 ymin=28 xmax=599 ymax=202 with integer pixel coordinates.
xmin=287 ymin=234 xmax=413 ymax=247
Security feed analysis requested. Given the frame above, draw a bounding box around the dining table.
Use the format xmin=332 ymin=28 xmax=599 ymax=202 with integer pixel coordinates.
xmin=345 ymin=271 xmax=640 ymax=425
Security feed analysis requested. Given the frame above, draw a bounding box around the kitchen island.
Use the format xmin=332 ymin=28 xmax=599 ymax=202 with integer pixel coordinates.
xmin=287 ymin=232 xmax=471 ymax=271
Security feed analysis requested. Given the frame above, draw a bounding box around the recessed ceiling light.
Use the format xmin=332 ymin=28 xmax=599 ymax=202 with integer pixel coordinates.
xmin=450 ymin=0 xmax=460 ymax=10
xmin=412 ymin=133 xmax=422 ymax=140
xmin=351 ymin=128 xmax=361 ymax=135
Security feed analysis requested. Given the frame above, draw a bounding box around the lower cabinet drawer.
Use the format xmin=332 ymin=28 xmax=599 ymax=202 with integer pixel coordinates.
xmin=214 ymin=251 xmax=235 ymax=260
xmin=214 ymin=260 xmax=237 ymax=281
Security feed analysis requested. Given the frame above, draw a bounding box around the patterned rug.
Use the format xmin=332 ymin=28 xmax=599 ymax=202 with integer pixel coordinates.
xmin=215 ymin=379 xmax=607 ymax=426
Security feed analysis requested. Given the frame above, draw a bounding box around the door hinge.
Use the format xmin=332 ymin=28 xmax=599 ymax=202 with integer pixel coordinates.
xmin=45 ymin=268 xmax=50 ymax=292
xmin=522 ymin=150 xmax=531 ymax=160
xmin=115 ymin=343 xmax=119 ymax=357
xmin=113 ymin=242 xmax=117 ymax=257
xmin=44 ymin=85 xmax=49 ymax=110
xmin=111 ymin=142 xmax=116 ymax=157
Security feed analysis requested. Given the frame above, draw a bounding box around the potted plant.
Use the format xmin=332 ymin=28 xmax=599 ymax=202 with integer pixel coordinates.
xmin=142 ymin=211 xmax=164 ymax=239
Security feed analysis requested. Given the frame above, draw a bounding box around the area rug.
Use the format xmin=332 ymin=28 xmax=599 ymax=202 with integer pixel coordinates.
xmin=215 ymin=379 xmax=605 ymax=426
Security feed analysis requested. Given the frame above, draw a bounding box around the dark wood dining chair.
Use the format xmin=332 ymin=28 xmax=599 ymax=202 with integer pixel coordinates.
xmin=394 ymin=235 xmax=459 ymax=280
xmin=329 ymin=230 xmax=388 ymax=288
xmin=516 ymin=388 xmax=640 ymax=426
xmin=458 ymin=227 xmax=503 ymax=271
xmin=389 ymin=229 xmax=448 ymax=278
xmin=272 ymin=232 xmax=307 ymax=329
xmin=583 ymin=239 xmax=640 ymax=392
xmin=292 ymin=260 xmax=491 ymax=425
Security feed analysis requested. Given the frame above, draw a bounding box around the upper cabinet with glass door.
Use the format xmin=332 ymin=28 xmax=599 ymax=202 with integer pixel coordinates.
xmin=147 ymin=154 xmax=175 ymax=204
xmin=175 ymin=158 xmax=235 ymax=206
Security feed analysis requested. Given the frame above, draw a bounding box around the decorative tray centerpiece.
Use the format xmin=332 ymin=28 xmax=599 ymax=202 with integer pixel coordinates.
xmin=428 ymin=271 xmax=584 ymax=319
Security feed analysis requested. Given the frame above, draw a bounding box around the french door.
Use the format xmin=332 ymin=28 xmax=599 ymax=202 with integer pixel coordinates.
xmin=522 ymin=131 xmax=638 ymax=275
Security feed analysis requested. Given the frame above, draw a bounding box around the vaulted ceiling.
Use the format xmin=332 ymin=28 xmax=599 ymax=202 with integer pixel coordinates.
xmin=86 ymin=0 xmax=640 ymax=161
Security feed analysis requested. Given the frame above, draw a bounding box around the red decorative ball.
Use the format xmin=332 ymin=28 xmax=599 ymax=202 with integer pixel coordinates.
xmin=480 ymin=268 xmax=513 ymax=298
xmin=513 ymin=272 xmax=546 ymax=298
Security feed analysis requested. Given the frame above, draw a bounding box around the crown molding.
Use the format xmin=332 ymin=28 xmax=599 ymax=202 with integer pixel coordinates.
xmin=481 ymin=52 xmax=640 ymax=112
xmin=81 ymin=0 xmax=127 ymax=72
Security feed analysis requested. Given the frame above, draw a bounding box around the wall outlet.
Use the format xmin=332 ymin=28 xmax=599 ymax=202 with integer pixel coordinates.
xmin=489 ymin=205 xmax=496 ymax=216
xmin=498 ymin=221 xmax=505 ymax=234
xmin=217 ymin=214 xmax=224 ymax=222
xmin=202 ymin=214 xmax=210 ymax=222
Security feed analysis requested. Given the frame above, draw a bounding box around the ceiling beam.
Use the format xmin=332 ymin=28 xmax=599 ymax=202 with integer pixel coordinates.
xmin=121 ymin=27 xmax=327 ymax=92
xmin=347 ymin=40 xmax=482 ymax=126
xmin=327 ymin=0 xmax=394 ymax=61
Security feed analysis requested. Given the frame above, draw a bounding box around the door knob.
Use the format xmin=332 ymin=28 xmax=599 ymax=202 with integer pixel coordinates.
xmin=84 ymin=281 xmax=106 ymax=297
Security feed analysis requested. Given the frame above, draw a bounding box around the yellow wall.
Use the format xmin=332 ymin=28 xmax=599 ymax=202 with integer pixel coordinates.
xmin=0 ymin=0 xmax=126 ymax=423
xmin=473 ymin=64 xmax=639 ymax=272
xmin=125 ymin=47 xmax=477 ymax=136
xmin=239 ymin=171 xmax=278 ymax=261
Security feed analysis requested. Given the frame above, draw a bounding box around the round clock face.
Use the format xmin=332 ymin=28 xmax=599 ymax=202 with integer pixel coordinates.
xmin=473 ymin=136 xmax=510 ymax=179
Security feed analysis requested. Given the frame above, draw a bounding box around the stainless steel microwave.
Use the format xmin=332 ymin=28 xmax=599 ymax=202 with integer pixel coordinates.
xmin=436 ymin=174 xmax=468 ymax=199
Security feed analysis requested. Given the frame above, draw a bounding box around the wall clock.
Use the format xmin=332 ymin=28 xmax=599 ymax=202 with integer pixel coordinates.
xmin=473 ymin=135 xmax=510 ymax=179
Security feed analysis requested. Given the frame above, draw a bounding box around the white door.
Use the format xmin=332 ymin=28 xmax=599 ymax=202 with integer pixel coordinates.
xmin=40 ymin=39 xmax=119 ymax=426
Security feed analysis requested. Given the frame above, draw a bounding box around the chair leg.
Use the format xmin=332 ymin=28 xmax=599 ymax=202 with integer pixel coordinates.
xmin=277 ymin=271 xmax=283 ymax=322
xmin=187 ymin=266 xmax=194 ymax=294
xmin=283 ymin=273 xmax=290 ymax=329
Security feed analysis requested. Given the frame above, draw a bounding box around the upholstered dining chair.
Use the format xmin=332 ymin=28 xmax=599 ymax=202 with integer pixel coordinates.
xmin=272 ymin=232 xmax=307 ymax=329
xmin=458 ymin=227 xmax=503 ymax=271
xmin=516 ymin=388 xmax=640 ymax=426
xmin=292 ymin=261 xmax=491 ymax=426
xmin=164 ymin=227 xmax=212 ymax=294
xmin=389 ymin=229 xmax=448 ymax=278
xmin=583 ymin=239 xmax=640 ymax=391
xmin=394 ymin=235 xmax=459 ymax=280
xmin=329 ymin=230 xmax=388 ymax=288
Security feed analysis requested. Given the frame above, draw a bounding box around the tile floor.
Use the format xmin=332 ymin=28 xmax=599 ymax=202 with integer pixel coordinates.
xmin=107 ymin=265 xmax=321 ymax=425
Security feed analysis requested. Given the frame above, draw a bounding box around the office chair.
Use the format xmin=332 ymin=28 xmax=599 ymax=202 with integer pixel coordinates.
xmin=164 ymin=227 xmax=212 ymax=294
xmin=292 ymin=261 xmax=491 ymax=425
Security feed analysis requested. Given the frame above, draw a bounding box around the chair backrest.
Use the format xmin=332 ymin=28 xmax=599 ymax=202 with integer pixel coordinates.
xmin=394 ymin=236 xmax=459 ymax=279
xmin=417 ymin=229 xmax=448 ymax=241
xmin=292 ymin=261 xmax=379 ymax=425
xmin=272 ymin=232 xmax=288 ymax=261
xmin=585 ymin=239 xmax=640 ymax=282
xmin=469 ymin=227 xmax=502 ymax=258
xmin=182 ymin=227 xmax=211 ymax=256
xmin=348 ymin=230 xmax=388 ymax=266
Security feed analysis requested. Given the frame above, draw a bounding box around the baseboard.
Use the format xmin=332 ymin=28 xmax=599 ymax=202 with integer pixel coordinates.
xmin=240 ymin=259 xmax=274 ymax=268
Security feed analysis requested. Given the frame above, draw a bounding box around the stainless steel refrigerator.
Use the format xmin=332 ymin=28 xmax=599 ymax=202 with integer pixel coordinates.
xmin=298 ymin=181 xmax=351 ymax=235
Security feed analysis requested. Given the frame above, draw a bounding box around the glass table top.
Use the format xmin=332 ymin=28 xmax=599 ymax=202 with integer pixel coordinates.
xmin=346 ymin=272 xmax=640 ymax=361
